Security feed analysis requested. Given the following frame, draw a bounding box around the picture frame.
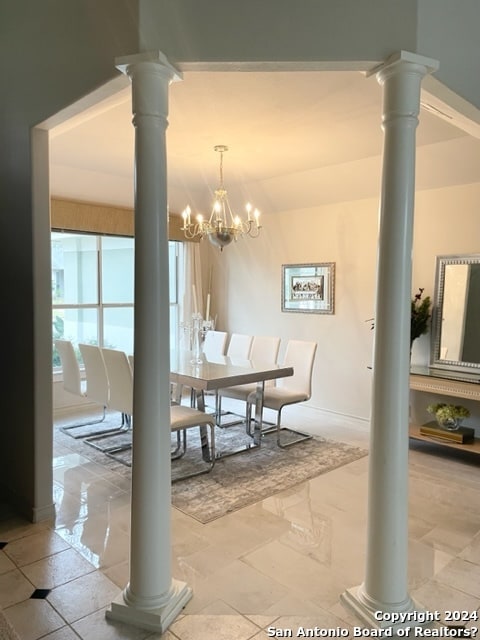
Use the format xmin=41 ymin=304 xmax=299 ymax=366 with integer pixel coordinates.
xmin=282 ymin=262 xmax=335 ymax=314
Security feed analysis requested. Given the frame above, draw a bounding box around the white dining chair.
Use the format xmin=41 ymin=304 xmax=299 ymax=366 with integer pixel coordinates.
xmin=226 ymin=333 xmax=253 ymax=359
xmin=217 ymin=335 xmax=281 ymax=425
xmin=78 ymin=344 xmax=110 ymax=409
xmin=85 ymin=348 xmax=134 ymax=456
xmin=170 ymin=405 xmax=216 ymax=481
xmin=202 ymin=330 xmax=227 ymax=360
xmin=205 ymin=333 xmax=254 ymax=423
xmin=77 ymin=343 xmax=126 ymax=439
xmin=104 ymin=351 xmax=211 ymax=470
xmin=246 ymin=339 xmax=317 ymax=447
xmin=55 ymin=339 xmax=106 ymax=435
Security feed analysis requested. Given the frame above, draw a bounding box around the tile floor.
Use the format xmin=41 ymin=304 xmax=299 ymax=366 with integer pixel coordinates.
xmin=1 ymin=400 xmax=479 ymax=639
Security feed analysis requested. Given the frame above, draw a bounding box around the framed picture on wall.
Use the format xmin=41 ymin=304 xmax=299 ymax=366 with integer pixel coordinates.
xmin=282 ymin=262 xmax=335 ymax=314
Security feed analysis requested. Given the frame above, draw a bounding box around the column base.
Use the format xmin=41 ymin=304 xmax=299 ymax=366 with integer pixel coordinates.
xmin=341 ymin=585 xmax=427 ymax=632
xmin=106 ymin=579 xmax=192 ymax=633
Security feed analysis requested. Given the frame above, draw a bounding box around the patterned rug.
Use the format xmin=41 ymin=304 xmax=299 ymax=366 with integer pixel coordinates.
xmin=55 ymin=412 xmax=368 ymax=523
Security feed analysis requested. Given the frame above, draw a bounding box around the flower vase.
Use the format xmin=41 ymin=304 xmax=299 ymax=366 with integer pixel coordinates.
xmin=436 ymin=416 xmax=463 ymax=431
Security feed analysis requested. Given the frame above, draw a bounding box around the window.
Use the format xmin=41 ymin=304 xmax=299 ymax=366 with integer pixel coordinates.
xmin=52 ymin=231 xmax=181 ymax=367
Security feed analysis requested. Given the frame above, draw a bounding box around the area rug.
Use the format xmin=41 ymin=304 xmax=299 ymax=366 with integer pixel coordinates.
xmin=55 ymin=412 xmax=368 ymax=523
xmin=171 ymin=433 xmax=367 ymax=522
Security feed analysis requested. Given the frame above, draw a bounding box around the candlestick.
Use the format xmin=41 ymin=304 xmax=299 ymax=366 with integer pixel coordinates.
xmin=192 ymin=284 xmax=198 ymax=314
xmin=205 ymin=293 xmax=211 ymax=321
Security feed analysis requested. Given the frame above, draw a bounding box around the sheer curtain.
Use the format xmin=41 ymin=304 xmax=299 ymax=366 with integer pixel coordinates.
xmin=178 ymin=241 xmax=203 ymax=325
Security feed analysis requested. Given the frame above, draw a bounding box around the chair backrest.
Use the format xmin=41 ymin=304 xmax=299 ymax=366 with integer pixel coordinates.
xmin=101 ymin=348 xmax=133 ymax=415
xmin=78 ymin=343 xmax=109 ymax=407
xmin=55 ymin=339 xmax=83 ymax=397
xmin=203 ymin=330 xmax=228 ymax=359
xmin=278 ymin=340 xmax=317 ymax=398
xmin=250 ymin=335 xmax=281 ymax=365
xmin=226 ymin=333 xmax=253 ymax=359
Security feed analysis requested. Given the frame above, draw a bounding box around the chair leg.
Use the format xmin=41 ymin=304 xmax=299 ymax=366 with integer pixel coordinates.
xmin=171 ymin=423 xmax=215 ymax=482
xmin=276 ymin=407 xmax=312 ymax=448
xmin=60 ymin=406 xmax=116 ymax=439
xmin=246 ymin=402 xmax=312 ymax=447
xmin=84 ymin=412 xmax=133 ymax=453
xmin=171 ymin=430 xmax=187 ymax=459
xmin=245 ymin=400 xmax=273 ymax=438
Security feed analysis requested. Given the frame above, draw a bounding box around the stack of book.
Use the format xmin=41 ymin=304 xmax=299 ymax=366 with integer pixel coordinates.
xmin=420 ymin=421 xmax=475 ymax=444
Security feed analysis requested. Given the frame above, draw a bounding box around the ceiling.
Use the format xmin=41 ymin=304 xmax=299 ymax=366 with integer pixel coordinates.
xmin=49 ymin=70 xmax=473 ymax=217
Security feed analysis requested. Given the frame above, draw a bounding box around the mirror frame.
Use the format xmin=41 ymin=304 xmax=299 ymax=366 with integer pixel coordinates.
xmin=431 ymin=253 xmax=480 ymax=374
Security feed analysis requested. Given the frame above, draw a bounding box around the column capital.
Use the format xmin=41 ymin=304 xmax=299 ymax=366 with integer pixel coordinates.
xmin=115 ymin=50 xmax=182 ymax=83
xmin=367 ymin=50 xmax=439 ymax=80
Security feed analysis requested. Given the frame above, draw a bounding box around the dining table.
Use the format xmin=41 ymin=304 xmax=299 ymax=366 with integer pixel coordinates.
xmin=170 ymin=351 xmax=294 ymax=458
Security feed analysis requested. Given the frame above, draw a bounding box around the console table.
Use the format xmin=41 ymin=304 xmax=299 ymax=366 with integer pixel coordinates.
xmin=409 ymin=366 xmax=480 ymax=456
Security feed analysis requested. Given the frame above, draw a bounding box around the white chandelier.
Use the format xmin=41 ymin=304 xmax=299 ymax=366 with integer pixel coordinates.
xmin=181 ymin=145 xmax=261 ymax=250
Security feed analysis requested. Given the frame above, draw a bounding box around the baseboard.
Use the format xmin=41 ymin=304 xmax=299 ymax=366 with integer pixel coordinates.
xmin=0 ymin=485 xmax=55 ymax=523
xmin=299 ymin=403 xmax=369 ymax=430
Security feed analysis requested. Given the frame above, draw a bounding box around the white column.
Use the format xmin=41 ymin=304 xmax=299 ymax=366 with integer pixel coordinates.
xmin=106 ymin=51 xmax=192 ymax=634
xmin=341 ymin=51 xmax=438 ymax=630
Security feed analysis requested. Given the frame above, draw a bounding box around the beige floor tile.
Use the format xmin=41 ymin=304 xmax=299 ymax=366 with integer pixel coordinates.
xmin=56 ymin=515 xmax=130 ymax=570
xmin=177 ymin=574 xmax=223 ymax=614
xmin=243 ymin=538 xmax=335 ymax=599
xmin=169 ymin=613 xmax=259 ymax=640
xmin=103 ymin=560 xmax=130 ymax=589
xmin=4 ymin=530 xmax=70 ymax=567
xmin=3 ymin=598 xmax=65 ymax=640
xmin=460 ymin=531 xmax=480 ymax=564
xmin=329 ymin=600 xmax=365 ymax=627
xmin=107 ymin=500 xmax=132 ymax=535
xmin=434 ymin=557 xmax=480 ymax=599
xmin=245 ymin=614 xmax=279 ymax=629
xmin=188 ymin=559 xmax=289 ymax=614
xmin=21 ymin=548 xmax=95 ymax=589
xmin=174 ymin=541 xmax=238 ymax=581
xmin=410 ymin=539 xmax=454 ymax=585
xmin=48 ymin=570 xmax=120 ymax=623
xmin=71 ymin=607 xmax=154 ymax=639
xmin=0 ymin=551 xmax=15 ymax=575
xmin=53 ymin=454 xmax=99 ymax=486
xmin=226 ymin=503 xmax=290 ymax=541
xmin=411 ymin=579 xmax=480 ymax=622
xmin=171 ymin=523 xmax=211 ymax=560
xmin=268 ymin=613 xmax=354 ymax=637
xmin=100 ymin=471 xmax=133 ymax=494
xmin=53 ymin=484 xmax=86 ymax=531
xmin=0 ymin=518 xmax=50 ymax=543
xmin=41 ymin=628 xmax=81 ymax=640
xmin=198 ymin=600 xmax=243 ymax=615
xmin=0 ymin=568 xmax=35 ymax=608
xmin=408 ymin=515 xmax=437 ymax=540
xmin=261 ymin=594 xmax=328 ymax=617
xmin=420 ymin=517 xmax=480 ymax=555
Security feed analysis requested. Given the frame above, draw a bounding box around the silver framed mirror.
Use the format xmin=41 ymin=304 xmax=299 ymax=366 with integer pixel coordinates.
xmin=431 ymin=254 xmax=480 ymax=373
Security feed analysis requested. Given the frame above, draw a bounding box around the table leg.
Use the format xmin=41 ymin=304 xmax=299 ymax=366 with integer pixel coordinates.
xmin=172 ymin=383 xmax=183 ymax=405
xmin=194 ymin=388 xmax=212 ymax=462
xmin=252 ymin=380 xmax=265 ymax=446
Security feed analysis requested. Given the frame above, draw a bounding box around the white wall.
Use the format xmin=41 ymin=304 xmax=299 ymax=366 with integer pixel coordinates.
xmin=208 ymin=197 xmax=379 ymax=420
